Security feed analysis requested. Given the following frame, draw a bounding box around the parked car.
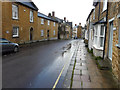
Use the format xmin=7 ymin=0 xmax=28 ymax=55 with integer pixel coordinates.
xmin=0 ymin=38 xmax=19 ymax=53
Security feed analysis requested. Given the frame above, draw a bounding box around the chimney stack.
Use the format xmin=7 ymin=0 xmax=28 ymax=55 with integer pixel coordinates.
xmin=48 ymin=13 xmax=51 ymax=17
xmin=52 ymin=11 xmax=55 ymax=17
xmin=64 ymin=17 xmax=66 ymax=22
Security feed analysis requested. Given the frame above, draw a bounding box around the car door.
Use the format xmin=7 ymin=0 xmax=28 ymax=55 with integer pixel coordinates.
xmin=2 ymin=39 xmax=11 ymax=52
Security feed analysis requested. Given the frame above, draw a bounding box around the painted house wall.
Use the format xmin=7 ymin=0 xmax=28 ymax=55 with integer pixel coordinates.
xmin=93 ymin=1 xmax=107 ymax=57
xmin=105 ymin=2 xmax=120 ymax=80
xmin=2 ymin=2 xmax=38 ymax=44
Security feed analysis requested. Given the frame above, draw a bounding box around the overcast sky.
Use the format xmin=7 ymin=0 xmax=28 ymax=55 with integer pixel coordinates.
xmin=33 ymin=0 xmax=94 ymax=27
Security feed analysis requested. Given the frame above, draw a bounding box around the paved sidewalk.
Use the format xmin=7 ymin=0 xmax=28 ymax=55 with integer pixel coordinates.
xmin=63 ymin=40 xmax=118 ymax=88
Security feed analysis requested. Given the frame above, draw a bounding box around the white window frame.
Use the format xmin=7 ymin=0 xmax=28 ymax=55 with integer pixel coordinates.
xmin=100 ymin=25 xmax=105 ymax=47
xmin=12 ymin=4 xmax=18 ymax=19
xmin=93 ymin=25 xmax=105 ymax=50
xmin=30 ymin=10 xmax=33 ymax=22
xmin=48 ymin=20 xmax=50 ymax=25
xmin=41 ymin=19 xmax=44 ymax=24
xmin=103 ymin=0 xmax=107 ymax=12
xmin=53 ymin=30 xmax=55 ymax=36
xmin=41 ymin=30 xmax=44 ymax=37
xmin=54 ymin=22 xmax=56 ymax=26
xmin=13 ymin=27 xmax=19 ymax=37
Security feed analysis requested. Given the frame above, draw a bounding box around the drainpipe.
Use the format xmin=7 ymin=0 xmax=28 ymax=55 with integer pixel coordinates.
xmin=103 ymin=1 xmax=108 ymax=59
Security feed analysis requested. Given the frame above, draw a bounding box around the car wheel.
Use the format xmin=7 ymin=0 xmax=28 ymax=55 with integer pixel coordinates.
xmin=14 ymin=46 xmax=19 ymax=53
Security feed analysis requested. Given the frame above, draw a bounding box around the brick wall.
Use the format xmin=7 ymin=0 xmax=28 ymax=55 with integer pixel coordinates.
xmin=2 ymin=2 xmax=38 ymax=44
xmin=105 ymin=2 xmax=120 ymax=81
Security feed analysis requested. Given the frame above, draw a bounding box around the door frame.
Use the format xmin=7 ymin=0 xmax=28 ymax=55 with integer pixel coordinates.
xmin=30 ymin=27 xmax=34 ymax=41
xmin=47 ymin=30 xmax=49 ymax=40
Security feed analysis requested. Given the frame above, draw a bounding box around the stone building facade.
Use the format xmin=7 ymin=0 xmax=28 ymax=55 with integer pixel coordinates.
xmin=37 ymin=12 xmax=58 ymax=41
xmin=2 ymin=1 xmax=38 ymax=44
xmin=104 ymin=1 xmax=120 ymax=81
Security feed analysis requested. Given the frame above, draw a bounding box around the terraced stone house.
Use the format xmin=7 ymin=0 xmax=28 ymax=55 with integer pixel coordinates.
xmin=2 ymin=0 xmax=38 ymax=44
xmin=104 ymin=1 xmax=120 ymax=81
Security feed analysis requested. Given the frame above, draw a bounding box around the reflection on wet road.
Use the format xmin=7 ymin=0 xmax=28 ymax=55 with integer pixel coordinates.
xmin=3 ymin=40 xmax=79 ymax=88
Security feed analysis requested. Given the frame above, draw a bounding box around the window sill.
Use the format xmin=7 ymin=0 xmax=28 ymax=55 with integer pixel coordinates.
xmin=93 ymin=45 xmax=104 ymax=51
xmin=101 ymin=9 xmax=107 ymax=14
xmin=12 ymin=18 xmax=19 ymax=20
xmin=12 ymin=36 xmax=19 ymax=38
xmin=116 ymin=44 xmax=120 ymax=49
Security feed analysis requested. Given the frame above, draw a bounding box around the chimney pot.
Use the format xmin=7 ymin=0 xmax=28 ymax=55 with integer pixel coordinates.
xmin=48 ymin=13 xmax=51 ymax=17
xmin=64 ymin=17 xmax=66 ymax=21
xmin=52 ymin=11 xmax=55 ymax=17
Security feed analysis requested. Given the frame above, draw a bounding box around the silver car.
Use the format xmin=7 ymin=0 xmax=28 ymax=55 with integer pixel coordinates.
xmin=0 ymin=38 xmax=19 ymax=53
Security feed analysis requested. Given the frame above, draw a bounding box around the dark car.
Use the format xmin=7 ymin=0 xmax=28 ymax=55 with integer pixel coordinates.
xmin=0 ymin=38 xmax=19 ymax=53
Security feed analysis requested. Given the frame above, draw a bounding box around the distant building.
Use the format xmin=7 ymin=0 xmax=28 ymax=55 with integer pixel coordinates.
xmin=77 ymin=23 xmax=82 ymax=38
xmin=72 ymin=24 xmax=78 ymax=39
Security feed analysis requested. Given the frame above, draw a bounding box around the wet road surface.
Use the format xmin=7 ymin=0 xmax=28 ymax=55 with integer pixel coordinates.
xmin=2 ymin=40 xmax=79 ymax=88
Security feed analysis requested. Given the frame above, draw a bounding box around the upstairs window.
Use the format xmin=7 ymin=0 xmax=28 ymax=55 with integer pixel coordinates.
xmin=12 ymin=4 xmax=18 ymax=19
xmin=103 ymin=0 xmax=107 ymax=12
xmin=41 ymin=19 xmax=44 ymax=24
xmin=30 ymin=10 xmax=33 ymax=22
xmin=54 ymin=22 xmax=56 ymax=26
xmin=13 ymin=27 xmax=19 ymax=37
xmin=48 ymin=20 xmax=50 ymax=25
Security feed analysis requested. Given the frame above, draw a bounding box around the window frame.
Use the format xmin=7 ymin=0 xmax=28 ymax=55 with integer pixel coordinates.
xmin=53 ymin=30 xmax=55 ymax=36
xmin=48 ymin=20 xmax=50 ymax=25
xmin=54 ymin=22 xmax=56 ymax=26
xmin=41 ymin=30 xmax=44 ymax=37
xmin=41 ymin=19 xmax=44 ymax=24
xmin=12 ymin=4 xmax=18 ymax=20
xmin=12 ymin=27 xmax=19 ymax=38
xmin=30 ymin=10 xmax=34 ymax=22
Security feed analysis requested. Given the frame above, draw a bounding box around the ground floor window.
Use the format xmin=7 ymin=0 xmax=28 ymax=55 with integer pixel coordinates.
xmin=13 ymin=27 xmax=19 ymax=37
xmin=41 ymin=30 xmax=44 ymax=37
xmin=93 ymin=24 xmax=105 ymax=49
xmin=53 ymin=30 xmax=55 ymax=36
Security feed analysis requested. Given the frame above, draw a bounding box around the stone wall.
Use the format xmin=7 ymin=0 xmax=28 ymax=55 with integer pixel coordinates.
xmin=105 ymin=1 xmax=120 ymax=81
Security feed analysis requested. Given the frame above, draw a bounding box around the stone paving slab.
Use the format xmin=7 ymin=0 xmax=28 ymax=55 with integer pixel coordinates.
xmin=75 ymin=66 xmax=87 ymax=70
xmin=81 ymin=75 xmax=91 ymax=82
xmin=72 ymin=81 xmax=82 ymax=88
xmin=74 ymin=70 xmax=80 ymax=75
xmin=82 ymin=70 xmax=89 ymax=75
xmin=73 ymin=75 xmax=81 ymax=81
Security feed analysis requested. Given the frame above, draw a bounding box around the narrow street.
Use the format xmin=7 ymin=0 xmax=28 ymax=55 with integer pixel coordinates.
xmin=2 ymin=40 xmax=79 ymax=88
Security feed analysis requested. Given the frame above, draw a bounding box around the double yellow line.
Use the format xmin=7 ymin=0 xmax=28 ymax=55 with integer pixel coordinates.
xmin=52 ymin=64 xmax=66 ymax=90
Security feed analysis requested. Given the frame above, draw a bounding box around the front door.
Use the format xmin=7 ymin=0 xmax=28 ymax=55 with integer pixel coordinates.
xmin=47 ymin=30 xmax=49 ymax=40
xmin=108 ymin=22 xmax=113 ymax=61
xmin=30 ymin=28 xmax=33 ymax=41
